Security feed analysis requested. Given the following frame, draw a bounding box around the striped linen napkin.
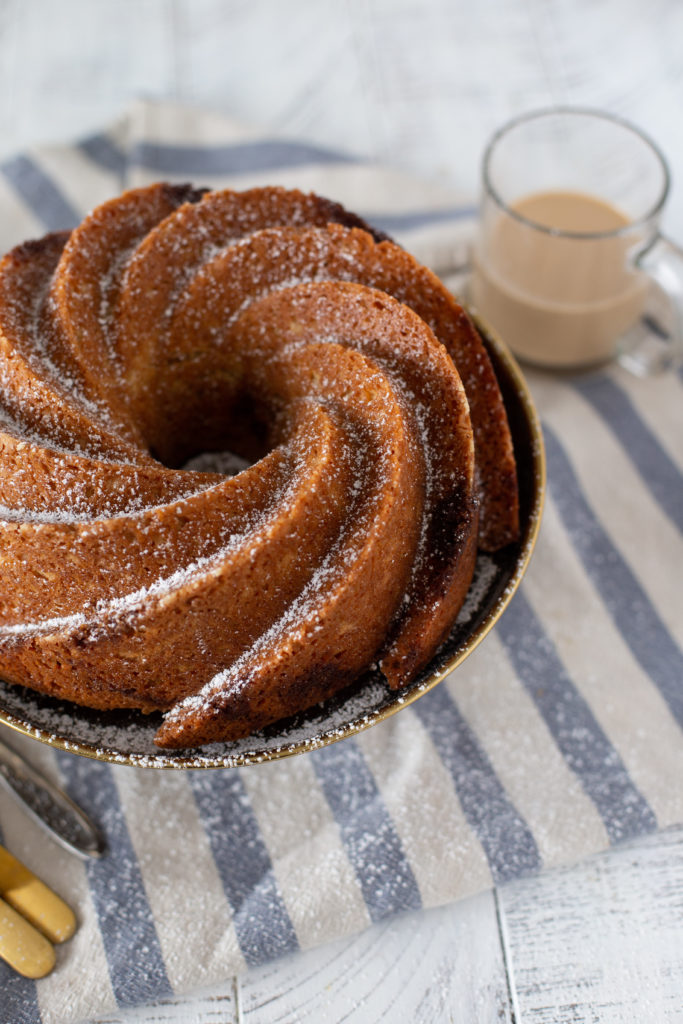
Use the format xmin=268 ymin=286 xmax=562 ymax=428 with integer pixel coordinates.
xmin=1 ymin=100 xmax=682 ymax=1024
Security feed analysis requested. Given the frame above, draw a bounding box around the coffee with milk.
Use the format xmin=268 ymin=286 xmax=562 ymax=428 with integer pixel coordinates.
xmin=470 ymin=189 xmax=649 ymax=369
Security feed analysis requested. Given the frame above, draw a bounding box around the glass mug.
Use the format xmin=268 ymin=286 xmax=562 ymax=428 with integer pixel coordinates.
xmin=468 ymin=108 xmax=683 ymax=374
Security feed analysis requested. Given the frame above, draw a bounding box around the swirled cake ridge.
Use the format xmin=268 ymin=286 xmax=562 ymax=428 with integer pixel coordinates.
xmin=0 ymin=184 xmax=518 ymax=747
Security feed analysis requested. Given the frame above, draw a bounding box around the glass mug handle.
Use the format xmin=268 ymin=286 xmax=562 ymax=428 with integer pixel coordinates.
xmin=618 ymin=234 xmax=683 ymax=376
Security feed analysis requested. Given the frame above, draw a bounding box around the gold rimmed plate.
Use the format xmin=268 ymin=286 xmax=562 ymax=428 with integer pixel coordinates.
xmin=0 ymin=321 xmax=545 ymax=769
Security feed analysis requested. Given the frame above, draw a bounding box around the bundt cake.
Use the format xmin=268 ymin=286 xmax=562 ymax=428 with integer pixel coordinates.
xmin=0 ymin=184 xmax=518 ymax=748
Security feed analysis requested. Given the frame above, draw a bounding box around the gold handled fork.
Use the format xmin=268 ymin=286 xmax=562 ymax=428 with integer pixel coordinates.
xmin=0 ymin=734 xmax=102 ymax=976
xmin=0 ymin=843 xmax=76 ymax=978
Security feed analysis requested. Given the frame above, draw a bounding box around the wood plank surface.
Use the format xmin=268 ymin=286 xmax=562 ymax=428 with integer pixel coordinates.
xmin=94 ymin=828 xmax=683 ymax=1023
xmin=2 ymin=0 xmax=683 ymax=229
xmin=92 ymin=890 xmax=511 ymax=1024
xmin=501 ymin=825 xmax=683 ymax=1024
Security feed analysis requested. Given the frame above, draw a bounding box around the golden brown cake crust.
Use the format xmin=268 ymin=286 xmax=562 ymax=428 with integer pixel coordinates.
xmin=0 ymin=184 xmax=517 ymax=747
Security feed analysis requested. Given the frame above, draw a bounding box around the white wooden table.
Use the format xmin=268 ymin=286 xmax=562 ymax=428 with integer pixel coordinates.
xmin=1 ymin=1 xmax=682 ymax=1020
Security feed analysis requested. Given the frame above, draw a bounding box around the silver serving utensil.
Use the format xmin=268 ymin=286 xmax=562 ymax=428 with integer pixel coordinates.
xmin=0 ymin=735 xmax=105 ymax=859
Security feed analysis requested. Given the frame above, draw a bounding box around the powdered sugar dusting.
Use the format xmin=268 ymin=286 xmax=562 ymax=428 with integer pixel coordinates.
xmin=0 ymin=545 xmax=530 ymax=769
xmin=0 ymin=185 xmax=537 ymax=761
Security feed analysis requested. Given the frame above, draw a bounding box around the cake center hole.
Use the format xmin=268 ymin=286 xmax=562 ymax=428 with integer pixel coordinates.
xmin=181 ymin=449 xmax=254 ymax=476
xmin=146 ymin=383 xmax=275 ymax=472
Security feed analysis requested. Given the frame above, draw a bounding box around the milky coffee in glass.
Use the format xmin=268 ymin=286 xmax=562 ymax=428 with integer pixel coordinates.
xmin=469 ymin=109 xmax=682 ymax=372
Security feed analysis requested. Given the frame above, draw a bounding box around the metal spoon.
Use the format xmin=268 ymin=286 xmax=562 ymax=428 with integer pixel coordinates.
xmin=0 ymin=735 xmax=105 ymax=859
